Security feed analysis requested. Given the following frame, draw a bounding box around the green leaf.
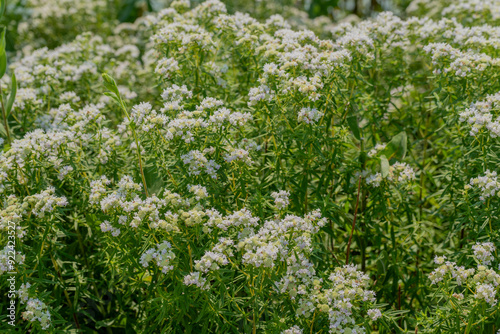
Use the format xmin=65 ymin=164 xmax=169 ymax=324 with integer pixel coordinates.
xmin=395 ymin=131 xmax=408 ymax=159
xmin=0 ymin=0 xmax=5 ymax=20
xmin=0 ymin=28 xmax=6 ymax=79
xmin=6 ymin=72 xmax=16 ymax=117
xmin=376 ymin=251 xmax=388 ymax=276
xmin=95 ymin=318 xmax=118 ymax=329
xmin=0 ymin=27 xmax=5 ymax=52
xmin=104 ymin=92 xmax=120 ymax=105
xmin=102 ymin=73 xmax=120 ymax=96
xmin=380 ymin=155 xmax=390 ymax=178
xmin=347 ymin=115 xmax=361 ymax=140
xmin=0 ymin=52 xmax=6 ymax=79
xmin=381 ymin=131 xmax=407 ymax=160
xmin=0 ymin=121 xmax=7 ymax=137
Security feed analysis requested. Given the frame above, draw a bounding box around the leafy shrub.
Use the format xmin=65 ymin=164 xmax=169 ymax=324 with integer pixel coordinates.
xmin=1 ymin=0 xmax=500 ymax=333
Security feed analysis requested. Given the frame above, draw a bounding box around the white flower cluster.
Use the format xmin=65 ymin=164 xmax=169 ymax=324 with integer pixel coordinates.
xmin=429 ymin=260 xmax=475 ymax=286
xmin=239 ymin=211 xmax=326 ymax=269
xmin=190 ymin=209 xmax=324 ymax=274
xmin=19 ymin=0 xmax=108 ymax=43
xmin=367 ymin=143 xmax=386 ymax=158
xmin=430 ymin=243 xmax=500 ymax=307
xmin=423 ymin=43 xmax=498 ymax=77
xmin=89 ymin=176 xmax=112 ymax=204
xmin=38 ymin=103 xmax=108 ymax=136
xmin=441 ymin=0 xmax=500 ymax=21
xmin=100 ymin=220 xmax=121 ymax=237
xmin=140 ymin=241 xmax=176 ymax=274
xmin=271 ymin=190 xmax=290 ymax=210
xmin=59 ymin=91 xmax=80 ymax=104
xmin=248 ymin=85 xmax=275 ymax=106
xmin=17 ymin=283 xmax=31 ymax=304
xmin=357 ymin=162 xmax=416 ymax=187
xmin=182 ymin=150 xmax=220 ymax=178
xmin=196 ymin=97 xmax=223 ymax=113
xmin=0 ymin=104 xmax=121 ymax=179
xmin=297 ymin=107 xmax=324 ymax=124
xmin=222 ymin=139 xmax=262 ymax=166
xmin=459 ymin=92 xmax=500 ymax=138
xmin=185 ymin=207 xmax=343 ymax=321
xmin=23 ymin=187 xmax=68 ymax=218
xmin=472 ymin=242 xmax=496 ymax=265
xmin=21 ymin=298 xmax=52 ymax=330
xmin=188 ymin=185 xmax=208 ymax=201
xmin=98 ymin=175 xmax=142 ymax=211
xmin=223 ymin=148 xmax=253 ymax=166
xmin=179 ymin=207 xmax=206 ymax=227
xmin=0 ymin=195 xmax=26 ymax=238
xmin=467 ymin=170 xmax=500 ymax=201
xmin=18 ymin=283 xmax=51 ymax=330
xmin=434 ymin=255 xmax=447 ymax=265
xmin=152 ymin=14 xmax=217 ymax=54
xmin=184 ymin=271 xmax=209 ymax=290
xmin=281 ymin=325 xmax=303 ymax=334
xmin=161 ymin=85 xmax=193 ymax=107
xmin=13 ymin=88 xmax=42 ymax=110
xmin=209 ymin=108 xmax=253 ymax=127
xmin=12 ymin=32 xmax=144 ymax=96
xmin=326 ymin=11 xmax=500 ymax=83
xmin=0 ymin=130 xmax=75 ymax=186
xmin=204 ymin=207 xmax=259 ymax=233
xmin=92 ymin=175 xmax=191 ymax=233
xmin=127 ymin=102 xmax=169 ymax=132
xmin=287 ymin=264 xmax=378 ymax=333
xmin=155 ymin=57 xmax=180 ymax=77
xmin=475 ymin=283 xmax=498 ymax=306
xmin=389 ymin=162 xmax=417 ymax=184
xmin=57 ymin=165 xmax=74 ymax=181
xmin=193 ymin=238 xmax=233 ymax=274
xmin=368 ymin=308 xmax=382 ymax=321
xmin=0 ymin=246 xmax=25 ymax=275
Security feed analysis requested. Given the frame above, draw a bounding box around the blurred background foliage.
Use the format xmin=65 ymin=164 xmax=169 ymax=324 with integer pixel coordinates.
xmin=138 ymin=0 xmax=414 ymax=22
xmin=3 ymin=0 xmax=413 ymax=52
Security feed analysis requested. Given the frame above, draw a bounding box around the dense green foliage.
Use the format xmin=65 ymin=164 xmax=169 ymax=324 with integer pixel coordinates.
xmin=1 ymin=0 xmax=500 ymax=333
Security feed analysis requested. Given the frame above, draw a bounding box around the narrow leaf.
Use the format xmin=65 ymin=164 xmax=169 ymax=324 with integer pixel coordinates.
xmin=102 ymin=73 xmax=119 ymax=96
xmin=347 ymin=115 xmax=361 ymax=140
xmin=0 ymin=52 xmax=6 ymax=79
xmin=6 ymin=72 xmax=16 ymax=116
xmin=0 ymin=28 xmax=5 ymax=79
xmin=104 ymin=92 xmax=121 ymax=105
xmin=394 ymin=131 xmax=407 ymax=159
xmin=381 ymin=131 xmax=407 ymax=160
xmin=380 ymin=155 xmax=390 ymax=178
xmin=0 ymin=27 xmax=5 ymax=52
xmin=0 ymin=0 xmax=5 ymax=19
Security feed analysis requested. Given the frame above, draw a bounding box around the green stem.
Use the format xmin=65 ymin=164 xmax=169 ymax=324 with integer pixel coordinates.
xmin=346 ymin=176 xmax=362 ymax=265
xmin=118 ymin=98 xmax=149 ymax=197
xmin=0 ymin=85 xmax=11 ymax=145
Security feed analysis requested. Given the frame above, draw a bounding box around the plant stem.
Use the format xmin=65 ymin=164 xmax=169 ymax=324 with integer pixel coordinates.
xmin=346 ymin=176 xmax=362 ymax=265
xmin=118 ymin=98 xmax=149 ymax=197
xmin=0 ymin=85 xmax=11 ymax=145
xmin=310 ymin=310 xmax=317 ymax=334
xmin=50 ymin=253 xmax=81 ymax=330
